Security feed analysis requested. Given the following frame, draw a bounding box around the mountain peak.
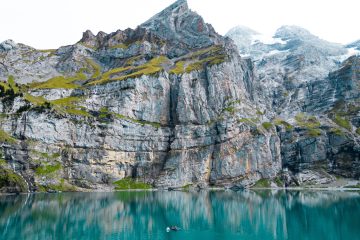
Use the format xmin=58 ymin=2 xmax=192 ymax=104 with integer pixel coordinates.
xmin=143 ymin=0 xmax=188 ymax=24
xmin=81 ymin=30 xmax=96 ymax=42
xmin=141 ymin=0 xmax=222 ymax=48
xmin=0 ymin=39 xmax=17 ymax=51
xmin=346 ymin=40 xmax=360 ymax=50
xmin=226 ymin=25 xmax=259 ymax=37
xmin=274 ymin=25 xmax=314 ymax=41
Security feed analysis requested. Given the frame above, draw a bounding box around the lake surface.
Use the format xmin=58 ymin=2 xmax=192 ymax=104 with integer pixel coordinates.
xmin=0 ymin=190 xmax=360 ymax=240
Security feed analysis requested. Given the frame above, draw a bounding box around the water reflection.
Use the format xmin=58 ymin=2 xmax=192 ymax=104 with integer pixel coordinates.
xmin=0 ymin=190 xmax=360 ymax=240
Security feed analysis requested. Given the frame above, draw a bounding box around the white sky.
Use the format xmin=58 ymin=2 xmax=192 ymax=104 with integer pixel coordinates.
xmin=0 ymin=0 xmax=359 ymax=49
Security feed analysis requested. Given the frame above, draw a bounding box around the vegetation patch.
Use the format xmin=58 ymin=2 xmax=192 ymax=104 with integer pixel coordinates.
xmin=31 ymin=150 xmax=61 ymax=159
xmin=334 ymin=115 xmax=351 ymax=131
xmin=295 ymin=113 xmax=320 ymax=129
xmin=0 ymin=129 xmax=16 ymax=144
xmin=169 ymin=45 xmax=226 ymax=74
xmin=238 ymin=118 xmax=257 ymax=126
xmin=308 ymin=128 xmax=321 ymax=137
xmin=24 ymin=94 xmax=48 ymax=106
xmin=274 ymin=118 xmax=293 ymax=131
xmin=181 ymin=184 xmax=193 ymax=191
xmin=0 ymin=168 xmax=28 ymax=192
xmin=224 ymin=106 xmax=236 ymax=114
xmin=252 ymin=179 xmax=271 ymax=188
xmin=0 ymin=159 xmax=6 ymax=166
xmin=0 ymin=76 xmax=23 ymax=98
xmin=96 ymin=107 xmax=113 ymax=122
xmin=274 ymin=177 xmax=283 ymax=187
xmin=256 ymin=109 xmax=264 ymax=115
xmin=114 ymin=113 xmax=161 ymax=128
xmin=184 ymin=55 xmax=225 ymax=73
xmin=262 ymin=122 xmax=273 ymax=131
xmin=89 ymin=56 xmax=168 ymax=85
xmin=24 ymin=94 xmax=90 ymax=117
xmin=344 ymin=184 xmax=360 ymax=189
xmin=113 ymin=177 xmax=152 ymax=190
xmin=330 ymin=128 xmax=345 ymax=136
xmin=109 ymin=43 xmax=128 ymax=49
xmin=35 ymin=162 xmax=62 ymax=176
xmin=38 ymin=49 xmax=56 ymax=53
xmin=38 ymin=179 xmax=77 ymax=192
xmin=30 ymin=71 xmax=87 ymax=89
xmin=85 ymin=58 xmax=102 ymax=79
xmin=169 ymin=61 xmax=185 ymax=75
xmin=295 ymin=113 xmax=321 ymax=137
xmin=7 ymin=76 xmax=19 ymax=94
xmin=0 ymin=82 xmax=10 ymax=93
xmin=356 ymin=128 xmax=360 ymax=135
xmin=50 ymin=96 xmax=90 ymax=117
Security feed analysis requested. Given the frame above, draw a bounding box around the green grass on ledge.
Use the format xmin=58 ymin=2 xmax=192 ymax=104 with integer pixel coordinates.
xmin=30 ymin=71 xmax=87 ymax=89
xmin=0 ymin=129 xmax=16 ymax=144
xmin=89 ymin=56 xmax=169 ymax=85
xmin=273 ymin=118 xmax=293 ymax=131
xmin=334 ymin=115 xmax=351 ymax=131
xmin=0 ymin=168 xmax=28 ymax=192
xmin=262 ymin=122 xmax=273 ymax=131
xmin=35 ymin=162 xmax=62 ymax=176
xmin=252 ymin=179 xmax=271 ymax=188
xmin=169 ymin=45 xmax=226 ymax=74
xmin=295 ymin=113 xmax=322 ymax=137
xmin=114 ymin=113 xmax=161 ymax=128
xmin=109 ymin=43 xmax=128 ymax=49
xmin=356 ymin=128 xmax=360 ymax=135
xmin=113 ymin=177 xmax=152 ymax=190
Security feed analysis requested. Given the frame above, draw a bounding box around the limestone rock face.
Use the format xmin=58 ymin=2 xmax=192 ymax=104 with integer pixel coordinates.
xmin=0 ymin=0 xmax=359 ymax=192
xmin=227 ymin=24 xmax=360 ymax=185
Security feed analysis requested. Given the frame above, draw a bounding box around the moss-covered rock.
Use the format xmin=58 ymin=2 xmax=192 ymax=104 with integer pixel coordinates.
xmin=0 ymin=168 xmax=28 ymax=193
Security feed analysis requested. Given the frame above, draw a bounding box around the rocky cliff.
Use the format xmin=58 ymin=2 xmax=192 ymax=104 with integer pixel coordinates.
xmin=0 ymin=0 xmax=359 ymax=193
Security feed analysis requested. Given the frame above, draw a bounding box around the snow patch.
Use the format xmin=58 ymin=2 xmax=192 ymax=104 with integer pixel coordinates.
xmin=334 ymin=47 xmax=360 ymax=62
xmin=347 ymin=47 xmax=360 ymax=56
xmin=265 ymin=49 xmax=289 ymax=56
xmin=251 ymin=34 xmax=288 ymax=45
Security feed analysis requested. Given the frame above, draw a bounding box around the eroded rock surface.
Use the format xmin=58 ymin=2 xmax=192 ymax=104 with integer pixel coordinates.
xmin=0 ymin=0 xmax=359 ymax=192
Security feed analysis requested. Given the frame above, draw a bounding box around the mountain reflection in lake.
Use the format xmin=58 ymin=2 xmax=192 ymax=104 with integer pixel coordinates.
xmin=1 ymin=190 xmax=359 ymax=240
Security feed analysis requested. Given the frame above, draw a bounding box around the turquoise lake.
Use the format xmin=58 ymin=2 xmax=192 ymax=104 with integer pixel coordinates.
xmin=0 ymin=190 xmax=360 ymax=239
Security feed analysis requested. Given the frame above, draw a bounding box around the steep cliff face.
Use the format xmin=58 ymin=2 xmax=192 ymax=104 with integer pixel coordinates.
xmin=227 ymin=25 xmax=360 ymax=186
xmin=0 ymin=0 xmax=359 ymax=193
xmin=0 ymin=0 xmax=282 ymax=192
